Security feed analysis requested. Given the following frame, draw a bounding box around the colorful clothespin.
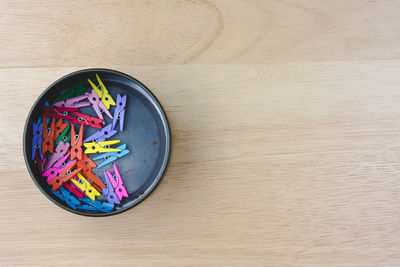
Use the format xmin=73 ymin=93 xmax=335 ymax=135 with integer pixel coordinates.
xmin=55 ymin=124 xmax=70 ymax=146
xmin=43 ymin=152 xmax=72 ymax=181
xmin=83 ymin=140 xmax=121 ymax=154
xmin=93 ymin=144 xmax=130 ymax=168
xmin=77 ymin=154 xmax=97 ymax=173
xmin=53 ymin=94 xmax=90 ymax=108
xmin=112 ymin=94 xmax=126 ymax=131
xmin=49 ymin=186 xmax=81 ymax=209
xmin=70 ymin=124 xmax=83 ymax=161
xmin=70 ymin=173 xmax=100 ymax=201
xmin=51 ymin=82 xmax=87 ymax=103
xmin=42 ymin=117 xmax=56 ymax=154
xmin=86 ymin=89 xmax=113 ymax=121
xmin=86 ymin=170 xmax=106 ymax=192
xmin=88 ymin=74 xmax=115 ymax=109
xmin=47 ymin=160 xmax=81 ymax=191
xmin=105 ymin=163 xmax=128 ymax=201
xmin=103 ymin=170 xmax=120 ymax=204
xmin=64 ymin=182 xmax=84 ymax=199
xmin=43 ymin=106 xmax=79 ymax=120
xmin=44 ymin=141 xmax=70 ymax=171
xmin=83 ymin=124 xmax=117 ymax=143
xmin=77 ymin=197 xmax=114 ymax=212
xmin=54 ymin=119 xmax=68 ymax=138
xmin=32 ymin=119 xmax=43 ymax=160
xmin=33 ymin=150 xmax=47 ymax=174
xmin=67 ymin=111 xmax=104 ymax=129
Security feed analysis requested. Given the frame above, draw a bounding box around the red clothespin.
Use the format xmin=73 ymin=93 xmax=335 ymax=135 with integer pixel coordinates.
xmin=70 ymin=124 xmax=84 ymax=161
xmin=64 ymin=182 xmax=84 ymax=198
xmin=43 ymin=106 xmax=79 ymax=120
xmin=48 ymin=160 xmax=81 ymax=191
xmin=33 ymin=150 xmax=47 ymax=174
xmin=54 ymin=119 xmax=69 ymax=139
xmin=42 ymin=117 xmax=56 ymax=154
xmin=67 ymin=112 xmax=103 ymax=129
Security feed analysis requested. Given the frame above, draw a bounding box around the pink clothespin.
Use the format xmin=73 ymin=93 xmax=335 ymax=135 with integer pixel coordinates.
xmin=64 ymin=182 xmax=84 ymax=198
xmin=42 ymin=153 xmax=74 ymax=182
xmin=105 ymin=163 xmax=128 ymax=201
xmin=53 ymin=94 xmax=90 ymax=108
xmin=86 ymin=89 xmax=113 ymax=121
xmin=44 ymin=141 xmax=70 ymax=171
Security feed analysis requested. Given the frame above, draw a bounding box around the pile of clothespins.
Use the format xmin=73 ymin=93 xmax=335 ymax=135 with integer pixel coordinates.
xmin=31 ymin=74 xmax=130 ymax=212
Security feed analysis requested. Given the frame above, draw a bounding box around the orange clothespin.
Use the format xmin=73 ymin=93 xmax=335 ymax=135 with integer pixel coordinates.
xmin=71 ymin=124 xmax=84 ymax=161
xmin=54 ymin=119 xmax=68 ymax=139
xmin=42 ymin=116 xmax=56 ymax=154
xmin=77 ymin=154 xmax=97 ymax=173
xmin=48 ymin=160 xmax=81 ymax=191
xmin=86 ymin=170 xmax=105 ymax=192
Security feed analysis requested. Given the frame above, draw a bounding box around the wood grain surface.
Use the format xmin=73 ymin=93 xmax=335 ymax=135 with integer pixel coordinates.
xmin=1 ymin=1 xmax=400 ymax=266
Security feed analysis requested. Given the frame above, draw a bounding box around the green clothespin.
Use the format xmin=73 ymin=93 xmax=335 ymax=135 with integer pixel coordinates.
xmin=55 ymin=124 xmax=71 ymax=145
xmin=51 ymin=82 xmax=87 ymax=103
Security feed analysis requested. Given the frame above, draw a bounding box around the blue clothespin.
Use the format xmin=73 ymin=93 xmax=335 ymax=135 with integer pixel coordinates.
xmin=92 ymin=144 xmax=130 ymax=168
xmin=32 ymin=118 xmax=43 ymax=160
xmin=49 ymin=186 xmax=81 ymax=209
xmin=83 ymin=124 xmax=117 ymax=143
xmin=44 ymin=101 xmax=51 ymax=124
xmin=112 ymin=94 xmax=126 ymax=131
xmin=77 ymin=197 xmax=114 ymax=212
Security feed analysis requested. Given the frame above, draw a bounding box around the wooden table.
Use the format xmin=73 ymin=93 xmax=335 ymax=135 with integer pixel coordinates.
xmin=1 ymin=1 xmax=400 ymax=266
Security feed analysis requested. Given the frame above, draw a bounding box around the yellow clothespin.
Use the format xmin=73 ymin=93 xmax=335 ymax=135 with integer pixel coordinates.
xmin=84 ymin=140 xmax=121 ymax=154
xmin=71 ymin=173 xmax=100 ymax=201
xmin=88 ymin=74 xmax=116 ymax=109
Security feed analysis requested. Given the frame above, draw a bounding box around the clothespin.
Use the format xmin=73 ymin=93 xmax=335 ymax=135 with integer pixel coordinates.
xmin=42 ymin=117 xmax=56 ymax=154
xmin=44 ymin=141 xmax=70 ymax=171
xmin=67 ymin=111 xmax=104 ymax=129
xmin=86 ymin=89 xmax=113 ymax=121
xmin=64 ymin=182 xmax=84 ymax=199
xmin=51 ymin=82 xmax=87 ymax=103
xmin=77 ymin=153 xmax=97 ymax=173
xmin=103 ymin=170 xmax=120 ymax=204
xmin=70 ymin=173 xmax=100 ymax=201
xmin=112 ymin=94 xmax=127 ymax=131
xmin=55 ymin=124 xmax=70 ymax=146
xmin=43 ymin=152 xmax=72 ymax=181
xmin=53 ymin=94 xmax=90 ymax=108
xmin=88 ymin=74 xmax=115 ymax=109
xmin=54 ymin=119 xmax=68 ymax=138
xmin=105 ymin=163 xmax=128 ymax=201
xmin=77 ymin=197 xmax=114 ymax=212
xmin=93 ymin=144 xmax=130 ymax=168
xmin=49 ymin=186 xmax=81 ymax=209
xmin=32 ymin=119 xmax=43 ymax=160
xmin=43 ymin=106 xmax=79 ymax=120
xmin=83 ymin=140 xmax=121 ymax=154
xmin=83 ymin=124 xmax=117 ymax=143
xmin=86 ymin=170 xmax=106 ymax=192
xmin=33 ymin=150 xmax=47 ymax=174
xmin=70 ymin=124 xmax=84 ymax=161
xmin=48 ymin=160 xmax=81 ymax=191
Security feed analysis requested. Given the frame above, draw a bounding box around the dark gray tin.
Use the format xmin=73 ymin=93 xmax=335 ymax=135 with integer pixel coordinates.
xmin=23 ymin=69 xmax=171 ymax=216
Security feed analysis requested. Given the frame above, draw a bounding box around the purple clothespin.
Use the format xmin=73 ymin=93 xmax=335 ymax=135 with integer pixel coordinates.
xmin=32 ymin=119 xmax=43 ymax=160
xmin=105 ymin=163 xmax=128 ymax=201
xmin=44 ymin=141 xmax=70 ymax=171
xmin=53 ymin=94 xmax=90 ymax=108
xmin=86 ymin=89 xmax=113 ymax=121
xmin=83 ymin=124 xmax=117 ymax=143
xmin=103 ymin=170 xmax=120 ymax=204
xmin=112 ymin=94 xmax=126 ymax=131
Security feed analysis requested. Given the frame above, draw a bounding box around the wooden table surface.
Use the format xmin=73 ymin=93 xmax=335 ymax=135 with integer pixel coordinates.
xmin=1 ymin=1 xmax=400 ymax=266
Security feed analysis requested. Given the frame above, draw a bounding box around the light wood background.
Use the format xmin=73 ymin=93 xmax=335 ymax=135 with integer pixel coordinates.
xmin=1 ymin=0 xmax=400 ymax=266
